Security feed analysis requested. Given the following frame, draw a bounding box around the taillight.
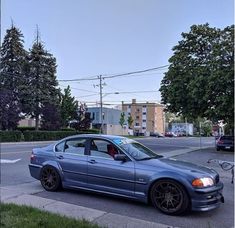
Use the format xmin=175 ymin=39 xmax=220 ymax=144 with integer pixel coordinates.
xmin=218 ymin=140 xmax=224 ymax=144
xmin=30 ymin=152 xmax=36 ymax=162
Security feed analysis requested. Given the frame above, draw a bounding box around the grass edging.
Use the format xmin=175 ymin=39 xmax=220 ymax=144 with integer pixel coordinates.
xmin=0 ymin=203 xmax=101 ymax=228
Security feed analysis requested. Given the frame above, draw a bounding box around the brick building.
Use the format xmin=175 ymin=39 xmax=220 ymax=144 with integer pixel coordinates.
xmin=122 ymin=99 xmax=165 ymax=135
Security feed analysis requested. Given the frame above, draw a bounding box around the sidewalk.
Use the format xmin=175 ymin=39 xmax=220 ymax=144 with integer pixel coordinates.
xmin=0 ymin=146 xmax=207 ymax=228
xmin=1 ymin=182 xmax=180 ymax=228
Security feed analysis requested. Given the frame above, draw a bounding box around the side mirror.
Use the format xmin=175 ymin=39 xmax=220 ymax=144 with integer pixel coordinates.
xmin=114 ymin=154 xmax=127 ymax=161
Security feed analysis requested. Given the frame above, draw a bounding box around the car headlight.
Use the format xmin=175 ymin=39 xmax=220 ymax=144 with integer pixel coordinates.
xmin=192 ymin=177 xmax=214 ymax=187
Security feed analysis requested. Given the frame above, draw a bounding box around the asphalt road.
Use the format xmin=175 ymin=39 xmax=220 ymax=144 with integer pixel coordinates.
xmin=1 ymin=137 xmax=233 ymax=228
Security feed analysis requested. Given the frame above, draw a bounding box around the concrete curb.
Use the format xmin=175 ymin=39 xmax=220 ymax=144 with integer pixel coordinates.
xmin=1 ymin=182 xmax=180 ymax=228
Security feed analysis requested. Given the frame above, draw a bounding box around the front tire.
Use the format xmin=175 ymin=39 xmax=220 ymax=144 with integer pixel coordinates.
xmin=40 ymin=166 xmax=61 ymax=191
xmin=150 ymin=179 xmax=189 ymax=215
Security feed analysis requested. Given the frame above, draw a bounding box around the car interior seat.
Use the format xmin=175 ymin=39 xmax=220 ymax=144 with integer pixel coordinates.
xmin=107 ymin=144 xmax=118 ymax=158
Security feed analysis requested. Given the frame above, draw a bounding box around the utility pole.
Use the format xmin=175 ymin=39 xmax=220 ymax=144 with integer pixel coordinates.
xmin=98 ymin=75 xmax=103 ymax=133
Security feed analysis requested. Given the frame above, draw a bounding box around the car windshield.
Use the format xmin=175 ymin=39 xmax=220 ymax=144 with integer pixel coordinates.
xmin=113 ymin=138 xmax=163 ymax=160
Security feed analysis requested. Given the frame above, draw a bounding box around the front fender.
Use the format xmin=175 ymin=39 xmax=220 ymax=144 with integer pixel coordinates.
xmin=147 ymin=170 xmax=194 ymax=196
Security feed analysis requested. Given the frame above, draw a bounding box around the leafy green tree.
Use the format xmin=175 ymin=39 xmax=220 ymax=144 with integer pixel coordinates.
xmin=21 ymin=34 xmax=60 ymax=130
xmin=119 ymin=112 xmax=125 ymax=128
xmin=60 ymin=86 xmax=79 ymax=127
xmin=127 ymin=115 xmax=133 ymax=129
xmin=201 ymin=120 xmax=213 ymax=137
xmin=160 ymin=24 xmax=234 ymax=128
xmin=0 ymin=25 xmax=27 ymax=129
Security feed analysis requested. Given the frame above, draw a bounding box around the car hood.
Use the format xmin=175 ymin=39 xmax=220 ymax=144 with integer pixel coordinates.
xmin=137 ymin=157 xmax=218 ymax=178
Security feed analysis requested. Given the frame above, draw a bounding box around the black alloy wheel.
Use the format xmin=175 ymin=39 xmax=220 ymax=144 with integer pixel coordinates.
xmin=40 ymin=166 xmax=61 ymax=191
xmin=150 ymin=179 xmax=189 ymax=215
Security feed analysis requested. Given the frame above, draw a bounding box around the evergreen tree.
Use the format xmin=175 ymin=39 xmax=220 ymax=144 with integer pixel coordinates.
xmin=0 ymin=89 xmax=21 ymax=130
xmin=22 ymin=32 xmax=60 ymax=130
xmin=0 ymin=25 xmax=27 ymax=130
xmin=60 ymin=85 xmax=79 ymax=127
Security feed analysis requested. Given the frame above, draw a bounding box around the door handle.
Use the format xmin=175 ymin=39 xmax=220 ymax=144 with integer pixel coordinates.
xmin=56 ymin=155 xmax=64 ymax=159
xmin=88 ymin=159 xmax=97 ymax=164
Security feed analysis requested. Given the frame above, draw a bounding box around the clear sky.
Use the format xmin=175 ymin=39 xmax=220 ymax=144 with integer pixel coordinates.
xmin=1 ymin=0 xmax=234 ymax=107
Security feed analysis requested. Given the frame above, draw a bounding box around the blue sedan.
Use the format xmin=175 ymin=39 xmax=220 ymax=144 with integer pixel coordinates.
xmin=29 ymin=134 xmax=224 ymax=215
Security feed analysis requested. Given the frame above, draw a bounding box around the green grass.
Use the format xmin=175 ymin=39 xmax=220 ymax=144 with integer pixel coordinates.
xmin=0 ymin=203 xmax=101 ymax=228
xmin=123 ymin=135 xmax=146 ymax=139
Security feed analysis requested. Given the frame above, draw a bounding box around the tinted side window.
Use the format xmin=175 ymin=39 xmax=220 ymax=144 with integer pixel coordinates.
xmin=55 ymin=141 xmax=65 ymax=152
xmin=90 ymin=139 xmax=119 ymax=159
xmin=64 ymin=138 xmax=86 ymax=155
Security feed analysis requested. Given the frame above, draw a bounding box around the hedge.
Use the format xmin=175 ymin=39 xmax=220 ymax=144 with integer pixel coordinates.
xmin=0 ymin=131 xmax=22 ymax=142
xmin=80 ymin=129 xmax=100 ymax=134
xmin=23 ymin=131 xmax=80 ymax=141
xmin=0 ymin=129 xmax=100 ymax=142
xmin=16 ymin=126 xmax=36 ymax=132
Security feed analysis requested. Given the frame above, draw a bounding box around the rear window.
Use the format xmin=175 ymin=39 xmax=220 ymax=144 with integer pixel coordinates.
xmin=221 ymin=136 xmax=234 ymax=140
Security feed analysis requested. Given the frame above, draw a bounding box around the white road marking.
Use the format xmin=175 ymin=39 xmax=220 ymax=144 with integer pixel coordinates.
xmin=1 ymin=151 xmax=32 ymax=155
xmin=0 ymin=159 xmax=21 ymax=164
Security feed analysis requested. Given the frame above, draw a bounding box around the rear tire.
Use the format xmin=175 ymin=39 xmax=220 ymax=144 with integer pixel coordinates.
xmin=40 ymin=166 xmax=61 ymax=191
xmin=150 ymin=179 xmax=190 ymax=215
xmin=216 ymin=147 xmax=220 ymax=151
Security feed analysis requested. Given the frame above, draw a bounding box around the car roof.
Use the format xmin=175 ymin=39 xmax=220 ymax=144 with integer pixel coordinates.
xmin=63 ymin=134 xmax=127 ymax=141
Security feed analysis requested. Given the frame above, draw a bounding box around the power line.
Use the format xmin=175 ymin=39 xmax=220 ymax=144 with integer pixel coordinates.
xmin=102 ymin=65 xmax=169 ymax=79
xmin=56 ymin=64 xmax=169 ymax=82
xmin=75 ymin=90 xmax=159 ymax=98
xmin=105 ymin=90 xmax=159 ymax=95
xmin=59 ymin=84 xmax=98 ymax=94
xmin=58 ymin=76 xmax=98 ymax=82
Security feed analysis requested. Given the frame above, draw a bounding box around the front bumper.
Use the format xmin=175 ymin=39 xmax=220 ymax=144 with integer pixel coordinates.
xmin=191 ymin=182 xmax=224 ymax=211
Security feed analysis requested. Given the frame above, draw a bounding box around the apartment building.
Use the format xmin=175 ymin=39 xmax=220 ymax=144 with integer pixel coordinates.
xmin=122 ymin=99 xmax=165 ymax=135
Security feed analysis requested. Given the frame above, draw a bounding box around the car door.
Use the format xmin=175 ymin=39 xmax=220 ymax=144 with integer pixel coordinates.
xmin=87 ymin=138 xmax=135 ymax=197
xmin=54 ymin=137 xmax=88 ymax=188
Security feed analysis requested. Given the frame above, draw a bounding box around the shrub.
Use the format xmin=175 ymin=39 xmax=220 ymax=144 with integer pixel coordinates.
xmin=81 ymin=129 xmax=100 ymax=134
xmin=0 ymin=131 xmax=22 ymax=142
xmin=16 ymin=126 xmax=36 ymax=132
xmin=60 ymin=128 xmax=76 ymax=131
xmin=23 ymin=131 xmax=80 ymax=141
xmin=0 ymin=129 xmax=99 ymax=142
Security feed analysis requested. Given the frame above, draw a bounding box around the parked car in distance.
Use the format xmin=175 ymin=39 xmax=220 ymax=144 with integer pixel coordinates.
xmin=175 ymin=132 xmax=186 ymax=137
xmin=216 ymin=135 xmax=234 ymax=151
xmin=29 ymin=134 xmax=224 ymax=215
xmin=150 ymin=132 xmax=164 ymax=138
xmin=165 ymin=132 xmax=177 ymax=137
